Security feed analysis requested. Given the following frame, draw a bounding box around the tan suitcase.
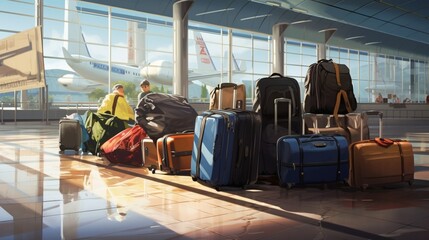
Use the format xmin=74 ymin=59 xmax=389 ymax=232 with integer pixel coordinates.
xmin=303 ymin=113 xmax=351 ymax=143
xmin=141 ymin=138 xmax=159 ymax=174
xmin=348 ymin=139 xmax=414 ymax=189
xmin=209 ymin=83 xmax=246 ymax=110
xmin=156 ymin=132 xmax=193 ymax=174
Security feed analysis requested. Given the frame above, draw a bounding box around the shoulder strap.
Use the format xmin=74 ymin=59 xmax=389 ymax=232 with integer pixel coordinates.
xmin=112 ymin=94 xmax=122 ymax=115
xmin=332 ymin=62 xmax=353 ymax=125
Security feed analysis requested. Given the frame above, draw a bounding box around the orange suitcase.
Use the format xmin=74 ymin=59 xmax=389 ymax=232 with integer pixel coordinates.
xmin=156 ymin=132 xmax=193 ymax=174
xmin=141 ymin=138 xmax=159 ymax=174
xmin=348 ymin=139 xmax=414 ymax=189
xmin=348 ymin=111 xmax=414 ymax=189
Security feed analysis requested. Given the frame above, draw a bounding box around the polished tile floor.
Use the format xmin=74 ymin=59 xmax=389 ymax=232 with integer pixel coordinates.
xmin=1 ymin=119 xmax=429 ymax=240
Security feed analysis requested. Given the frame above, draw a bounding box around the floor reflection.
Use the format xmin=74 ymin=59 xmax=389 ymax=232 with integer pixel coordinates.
xmin=0 ymin=120 xmax=429 ymax=239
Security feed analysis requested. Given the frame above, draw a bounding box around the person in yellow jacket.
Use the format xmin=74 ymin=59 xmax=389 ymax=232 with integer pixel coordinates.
xmin=97 ymin=84 xmax=135 ymax=122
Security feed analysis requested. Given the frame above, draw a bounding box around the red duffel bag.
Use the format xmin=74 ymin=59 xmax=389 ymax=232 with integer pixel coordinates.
xmin=100 ymin=125 xmax=147 ymax=167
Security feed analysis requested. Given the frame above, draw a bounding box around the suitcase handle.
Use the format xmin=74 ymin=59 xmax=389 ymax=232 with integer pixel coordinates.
xmin=274 ymin=98 xmax=291 ymax=134
xmin=269 ymin=73 xmax=284 ymax=78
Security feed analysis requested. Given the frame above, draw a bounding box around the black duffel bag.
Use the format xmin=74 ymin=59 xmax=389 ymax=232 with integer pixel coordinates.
xmin=303 ymin=59 xmax=357 ymax=118
xmin=135 ymin=93 xmax=197 ymax=142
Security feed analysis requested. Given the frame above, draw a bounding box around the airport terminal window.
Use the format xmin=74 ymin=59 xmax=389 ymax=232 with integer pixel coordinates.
xmin=2 ymin=0 xmax=429 ymax=107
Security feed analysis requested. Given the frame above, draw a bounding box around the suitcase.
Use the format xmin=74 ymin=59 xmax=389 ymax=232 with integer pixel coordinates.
xmin=209 ymin=83 xmax=246 ymax=110
xmin=346 ymin=112 xmax=370 ymax=144
xmin=190 ymin=109 xmax=261 ymax=190
xmin=156 ymin=132 xmax=194 ymax=174
xmin=303 ymin=113 xmax=351 ymax=143
xmin=59 ymin=118 xmax=82 ymax=153
xmin=277 ymin=134 xmax=349 ymax=189
xmin=65 ymin=113 xmax=90 ymax=152
xmin=348 ymin=111 xmax=414 ymax=189
xmin=141 ymin=138 xmax=159 ymax=174
xmin=253 ymin=74 xmax=303 ymax=175
xmin=100 ymin=125 xmax=147 ymax=167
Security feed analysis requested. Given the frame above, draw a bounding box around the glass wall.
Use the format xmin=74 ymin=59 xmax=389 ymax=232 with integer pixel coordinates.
xmin=0 ymin=0 xmax=428 ymax=108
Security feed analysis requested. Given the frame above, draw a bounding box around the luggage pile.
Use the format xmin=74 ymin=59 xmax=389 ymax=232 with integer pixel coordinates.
xmin=58 ymin=93 xmax=198 ymax=175
xmin=134 ymin=93 xmax=197 ymax=173
xmin=189 ymin=59 xmax=414 ymax=191
xmin=190 ymin=83 xmax=261 ymax=190
xmin=58 ymin=59 xmax=415 ymax=191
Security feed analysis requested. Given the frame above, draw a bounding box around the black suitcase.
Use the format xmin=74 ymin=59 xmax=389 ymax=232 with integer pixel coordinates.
xmin=253 ymin=73 xmax=303 ymax=175
xmin=59 ymin=118 xmax=81 ymax=153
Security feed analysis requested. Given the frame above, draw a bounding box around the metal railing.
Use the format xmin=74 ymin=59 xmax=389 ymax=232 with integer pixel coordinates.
xmin=0 ymin=101 xmax=100 ymax=124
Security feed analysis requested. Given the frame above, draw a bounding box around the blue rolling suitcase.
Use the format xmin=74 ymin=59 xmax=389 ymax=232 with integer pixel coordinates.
xmin=277 ymin=134 xmax=349 ymax=188
xmin=191 ymin=109 xmax=261 ymax=190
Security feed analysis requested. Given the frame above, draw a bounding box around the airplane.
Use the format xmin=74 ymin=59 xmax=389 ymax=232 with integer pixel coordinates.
xmin=60 ymin=31 xmax=246 ymax=90
xmin=139 ymin=31 xmax=247 ymax=87
xmin=57 ymin=73 xmax=102 ymax=92
xmin=58 ymin=0 xmax=246 ymax=92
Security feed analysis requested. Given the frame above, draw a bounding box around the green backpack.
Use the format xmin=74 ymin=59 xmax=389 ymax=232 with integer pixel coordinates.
xmin=84 ymin=111 xmax=129 ymax=155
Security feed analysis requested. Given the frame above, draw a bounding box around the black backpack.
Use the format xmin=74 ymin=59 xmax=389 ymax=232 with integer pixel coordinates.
xmin=303 ymin=59 xmax=357 ymax=116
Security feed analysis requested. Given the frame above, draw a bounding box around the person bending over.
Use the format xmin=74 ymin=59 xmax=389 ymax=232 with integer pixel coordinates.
xmin=98 ymin=84 xmax=135 ymax=122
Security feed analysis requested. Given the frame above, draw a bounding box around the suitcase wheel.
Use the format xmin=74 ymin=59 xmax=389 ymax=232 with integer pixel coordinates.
xmin=147 ymin=165 xmax=156 ymax=174
xmin=408 ymin=180 xmax=413 ymax=186
xmin=59 ymin=144 xmax=65 ymax=151
xmin=191 ymin=176 xmax=197 ymax=182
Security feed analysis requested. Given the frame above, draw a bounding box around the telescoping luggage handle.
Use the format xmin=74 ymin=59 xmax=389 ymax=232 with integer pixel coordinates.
xmin=360 ymin=110 xmax=383 ymax=140
xmin=274 ymin=98 xmax=291 ymax=134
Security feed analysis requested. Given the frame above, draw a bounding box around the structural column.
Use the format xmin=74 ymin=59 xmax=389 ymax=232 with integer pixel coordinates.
xmin=272 ymin=23 xmax=288 ymax=75
xmin=317 ymin=28 xmax=336 ymax=60
xmin=173 ymin=0 xmax=193 ymax=97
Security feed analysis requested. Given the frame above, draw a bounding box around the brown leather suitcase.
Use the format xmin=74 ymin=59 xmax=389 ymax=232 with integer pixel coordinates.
xmin=348 ymin=111 xmax=414 ymax=189
xmin=141 ymin=138 xmax=159 ymax=174
xmin=156 ymin=132 xmax=193 ymax=174
xmin=348 ymin=139 xmax=414 ymax=189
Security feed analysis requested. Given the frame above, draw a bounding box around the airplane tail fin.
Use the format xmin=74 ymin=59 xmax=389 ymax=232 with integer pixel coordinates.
xmin=194 ymin=31 xmax=217 ymax=71
xmin=64 ymin=0 xmax=91 ymax=57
